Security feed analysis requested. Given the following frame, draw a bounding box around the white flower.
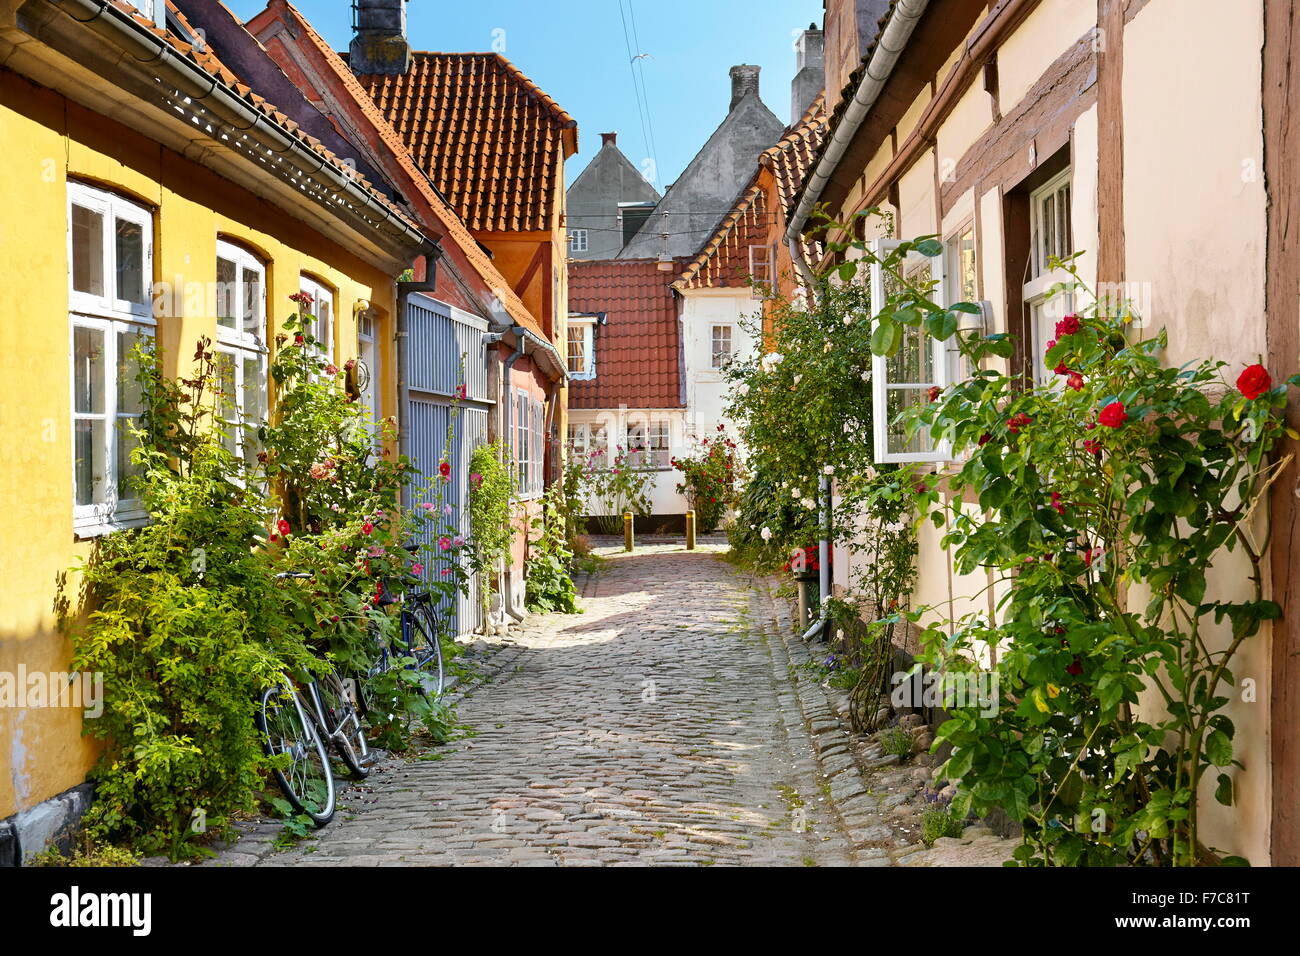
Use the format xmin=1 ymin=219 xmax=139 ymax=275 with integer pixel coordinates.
xmin=761 ymin=352 xmax=784 ymax=370
xmin=793 ymin=374 xmax=802 ymax=385
xmin=823 ymin=340 xmax=833 ymax=353
xmin=736 ymin=383 xmax=750 ymax=396
xmin=782 ymin=481 xmax=789 ymax=489
xmin=860 ymin=369 xmax=871 ymax=381
xmin=842 ymin=315 xmax=852 ymax=326
xmin=760 ymin=526 xmax=772 ymax=541
xmin=823 ymin=465 xmax=835 ymax=476
xmin=802 ymin=497 xmax=816 ymax=510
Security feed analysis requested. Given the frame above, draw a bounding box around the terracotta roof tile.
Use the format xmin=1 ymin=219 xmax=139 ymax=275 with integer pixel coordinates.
xmin=354 ymin=52 xmax=578 ymax=233
xmin=569 ymin=259 xmax=683 ymax=409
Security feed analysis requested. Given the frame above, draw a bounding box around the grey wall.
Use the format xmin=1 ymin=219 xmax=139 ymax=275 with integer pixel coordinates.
xmin=565 ymin=137 xmax=662 ymax=261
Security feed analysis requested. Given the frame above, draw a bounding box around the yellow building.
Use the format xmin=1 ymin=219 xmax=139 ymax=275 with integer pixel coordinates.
xmin=0 ymin=0 xmax=429 ymax=859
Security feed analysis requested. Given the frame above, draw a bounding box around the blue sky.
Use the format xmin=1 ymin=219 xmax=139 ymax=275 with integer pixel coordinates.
xmin=223 ymin=0 xmax=824 ymax=190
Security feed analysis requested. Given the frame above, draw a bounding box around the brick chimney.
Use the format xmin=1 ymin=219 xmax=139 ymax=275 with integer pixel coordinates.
xmin=601 ymin=132 xmax=618 ymax=146
xmin=349 ymin=0 xmax=412 ymax=76
xmin=729 ymin=65 xmax=761 ymax=111
xmin=790 ymin=24 xmax=825 ymax=124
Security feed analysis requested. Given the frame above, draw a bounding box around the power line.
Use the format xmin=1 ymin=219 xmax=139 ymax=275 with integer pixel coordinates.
xmin=626 ymin=1 xmax=661 ymax=186
xmin=617 ymin=0 xmax=658 ymax=188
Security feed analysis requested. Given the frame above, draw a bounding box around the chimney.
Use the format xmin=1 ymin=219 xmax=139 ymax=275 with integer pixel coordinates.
xmin=790 ymin=24 xmax=825 ymax=124
xmin=349 ymin=0 xmax=412 ymax=76
xmin=729 ymin=65 xmax=761 ymax=111
xmin=601 ymin=132 xmax=618 ymax=147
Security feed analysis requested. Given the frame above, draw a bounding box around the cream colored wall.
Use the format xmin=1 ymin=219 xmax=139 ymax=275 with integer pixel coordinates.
xmin=937 ymin=81 xmax=995 ymax=184
xmin=996 ymin=0 xmax=1097 ymax=114
xmin=1122 ymin=0 xmax=1269 ymax=865
xmin=897 ymin=149 xmax=936 ymax=239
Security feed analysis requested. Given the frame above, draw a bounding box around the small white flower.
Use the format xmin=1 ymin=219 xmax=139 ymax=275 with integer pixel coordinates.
xmin=793 ymin=374 xmax=802 ymax=385
xmin=782 ymin=481 xmax=789 ymax=489
xmin=823 ymin=340 xmax=833 ymax=353
xmin=760 ymin=526 xmax=772 ymax=541
xmin=802 ymin=497 xmax=816 ymax=510
xmin=842 ymin=315 xmax=852 ymax=326
xmin=736 ymin=383 xmax=750 ymax=396
xmin=823 ymin=465 xmax=835 ymax=476
xmin=860 ymin=369 xmax=871 ymax=382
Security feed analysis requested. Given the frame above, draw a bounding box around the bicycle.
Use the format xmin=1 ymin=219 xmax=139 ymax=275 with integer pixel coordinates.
xmin=255 ymin=572 xmax=371 ymax=829
xmin=361 ymin=547 xmax=447 ymax=708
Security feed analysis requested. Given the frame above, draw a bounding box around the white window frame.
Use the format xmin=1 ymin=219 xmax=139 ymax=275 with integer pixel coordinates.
xmin=514 ymin=389 xmax=545 ymax=499
xmin=748 ymin=244 xmax=775 ymax=284
xmin=298 ymin=274 xmax=335 ymax=360
xmin=215 ymin=239 xmax=266 ymax=351
xmin=68 ymin=183 xmax=155 ymax=536
xmin=357 ymin=309 xmax=381 ymax=426
xmin=869 ymin=237 xmax=951 ymax=464
xmin=1025 ymin=169 xmax=1075 ymax=383
xmin=568 ymin=421 xmax=608 ymax=466
xmin=710 ymin=324 xmax=733 ymax=370
xmin=568 ymin=229 xmax=589 ymax=253
xmin=567 ymin=319 xmax=595 ymax=379
xmin=213 ymin=344 xmax=268 ymax=472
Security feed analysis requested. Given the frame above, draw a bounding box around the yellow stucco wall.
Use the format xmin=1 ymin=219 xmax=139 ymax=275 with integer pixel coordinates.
xmin=0 ymin=67 xmax=400 ymax=820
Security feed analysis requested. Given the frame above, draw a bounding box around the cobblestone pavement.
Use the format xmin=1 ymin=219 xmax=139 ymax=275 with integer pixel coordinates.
xmin=197 ymin=543 xmax=873 ymax=867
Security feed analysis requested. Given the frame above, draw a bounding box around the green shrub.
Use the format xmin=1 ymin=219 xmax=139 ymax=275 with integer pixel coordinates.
xmin=921 ymin=806 xmax=966 ymax=847
xmin=525 ymin=485 xmax=581 ymax=613
xmin=879 ymin=726 xmax=915 ymax=759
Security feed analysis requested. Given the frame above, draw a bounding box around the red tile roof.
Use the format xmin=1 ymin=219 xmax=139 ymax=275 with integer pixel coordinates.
xmin=764 ymin=94 xmax=829 ymax=216
xmin=354 ymin=53 xmax=578 ymax=233
xmin=256 ymin=3 xmax=541 ymax=335
xmin=568 ymin=259 xmax=683 ymax=409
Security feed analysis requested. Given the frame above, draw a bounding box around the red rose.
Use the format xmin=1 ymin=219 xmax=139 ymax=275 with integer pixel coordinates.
xmin=1050 ymin=491 xmax=1065 ymax=515
xmin=927 ymin=385 xmax=940 ymax=402
xmin=439 ymin=461 xmax=451 ymax=477
xmin=294 ymin=334 xmax=304 ymax=345
xmin=978 ymin=432 xmax=992 ymax=446
xmin=1066 ymin=658 xmax=1083 ymax=676
xmin=1236 ymin=363 xmax=1272 ymax=400
xmin=1066 ymin=372 xmax=1084 ymax=392
xmin=1099 ymin=402 xmax=1127 ymax=428
xmin=1055 ymin=314 xmax=1081 ymax=337
xmin=1083 ymin=438 xmax=1102 ymax=456
xmin=277 ymin=518 xmax=291 ymax=537
xmin=1008 ymin=413 xmax=1034 ymax=434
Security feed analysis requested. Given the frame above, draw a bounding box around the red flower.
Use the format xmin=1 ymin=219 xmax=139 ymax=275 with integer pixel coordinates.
xmin=717 ymin=423 xmax=725 ymax=432
xmin=1236 ymin=363 xmax=1272 ymax=400
xmin=1055 ymin=314 xmax=1081 ymax=337
xmin=362 ymin=521 xmax=374 ymax=535
xmin=1099 ymin=402 xmax=1127 ymax=428
xmin=439 ymin=461 xmax=451 ymax=478
xmin=1066 ymin=372 xmax=1084 ymax=392
xmin=455 ymin=384 xmax=468 ymax=399
xmin=978 ymin=432 xmax=992 ymax=446
xmin=1045 ymin=338 xmax=1058 ymax=353
xmin=1050 ymin=491 xmax=1065 ymax=515
xmin=1066 ymin=658 xmax=1083 ymax=676
xmin=1054 ymin=362 xmax=1069 ymax=376
xmin=1008 ymin=413 xmax=1034 ymax=434
xmin=927 ymin=385 xmax=940 ymax=402
xmin=277 ymin=518 xmax=291 ymax=537
xmin=268 ymin=534 xmax=279 ymax=543
xmin=294 ymin=334 xmax=305 ymax=345
xmin=1083 ymin=438 xmax=1102 ymax=456
xmin=915 ymin=483 xmax=928 ymax=495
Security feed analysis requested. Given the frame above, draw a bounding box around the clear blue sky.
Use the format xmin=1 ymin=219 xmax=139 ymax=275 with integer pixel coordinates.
xmin=223 ymin=0 xmax=824 ymax=190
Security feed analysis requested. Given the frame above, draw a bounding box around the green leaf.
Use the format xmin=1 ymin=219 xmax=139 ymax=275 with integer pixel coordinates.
xmin=914 ymin=238 xmax=944 ymax=258
xmin=1215 ymin=773 xmax=1234 ymax=807
xmin=1206 ymin=729 xmax=1233 ymax=767
xmin=871 ymin=318 xmax=901 ymax=357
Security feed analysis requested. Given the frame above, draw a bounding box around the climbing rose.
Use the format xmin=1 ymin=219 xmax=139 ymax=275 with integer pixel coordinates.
xmin=1066 ymin=372 xmax=1084 ymax=392
xmin=325 ymin=364 xmax=339 ymax=376
xmin=1055 ymin=313 xmax=1081 ymax=337
xmin=927 ymin=385 xmax=940 ymax=402
xmin=1099 ymin=402 xmax=1128 ymax=428
xmin=277 ymin=518 xmax=291 ymax=537
xmin=1083 ymin=438 xmax=1102 ymax=456
xmin=1050 ymin=491 xmax=1065 ymax=515
xmin=1236 ymin=363 xmax=1272 ymax=400
xmin=1008 ymin=413 xmax=1034 ymax=434
xmin=760 ymin=526 xmax=773 ymax=541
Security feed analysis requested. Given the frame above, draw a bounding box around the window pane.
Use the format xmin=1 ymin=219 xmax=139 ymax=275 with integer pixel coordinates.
xmin=885 ymin=388 xmax=933 ymax=457
xmin=242 ymin=355 xmax=265 ymax=467
xmin=959 ymin=228 xmax=977 ymax=302
xmin=72 ymin=204 xmax=105 ymax=297
xmin=116 ymin=416 xmax=142 ymax=499
xmin=217 ymin=257 xmax=237 ymax=329
xmin=115 ymin=217 xmax=145 ymax=304
xmin=73 ymin=326 xmax=105 ymax=414
xmin=242 ymin=266 xmax=261 ymax=339
xmin=215 ymin=353 xmax=238 ymax=457
xmin=1059 ymin=184 xmax=1072 ymax=258
xmin=117 ymin=330 xmax=144 ymax=413
xmin=887 ymin=323 xmax=934 ymax=385
xmin=74 ymin=418 xmax=107 ymax=506
xmin=317 ymin=296 xmax=332 ymax=346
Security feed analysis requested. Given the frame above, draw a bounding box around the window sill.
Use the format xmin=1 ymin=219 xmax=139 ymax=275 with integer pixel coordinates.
xmin=74 ymin=511 xmax=149 ymax=540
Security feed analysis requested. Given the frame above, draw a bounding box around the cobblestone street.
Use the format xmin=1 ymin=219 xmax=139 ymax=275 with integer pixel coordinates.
xmin=200 ymin=544 xmax=878 ymax=866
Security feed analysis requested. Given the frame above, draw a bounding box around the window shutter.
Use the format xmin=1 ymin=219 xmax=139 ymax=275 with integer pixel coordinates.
xmin=870 ymin=238 xmax=951 ymax=464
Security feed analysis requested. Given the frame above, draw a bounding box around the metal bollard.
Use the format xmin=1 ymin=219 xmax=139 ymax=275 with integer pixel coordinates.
xmin=623 ymin=512 xmax=634 ymax=552
xmin=796 ymin=579 xmax=809 ymax=630
xmin=685 ymin=510 xmax=696 ymax=550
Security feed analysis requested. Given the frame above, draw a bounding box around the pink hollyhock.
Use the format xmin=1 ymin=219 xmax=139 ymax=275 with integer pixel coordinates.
xmin=277 ymin=518 xmax=291 ymax=537
xmin=438 ymin=536 xmax=452 ymax=551
xmin=362 ymin=521 xmax=374 ymax=535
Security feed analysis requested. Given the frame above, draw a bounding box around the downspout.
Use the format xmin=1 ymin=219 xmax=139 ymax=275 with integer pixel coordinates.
xmin=788 ymin=0 xmax=930 ymax=643
xmin=500 ymin=333 xmax=527 ymax=624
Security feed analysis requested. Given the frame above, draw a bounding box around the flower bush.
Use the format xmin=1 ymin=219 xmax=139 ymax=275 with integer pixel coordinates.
xmin=840 ymin=218 xmax=1300 ymax=866
xmin=525 ymin=484 xmax=581 ymax=613
xmin=467 ymin=441 xmax=514 ymax=624
xmin=672 ymin=424 xmax=740 ymax=533
xmin=578 ymin=445 xmax=653 ymax=535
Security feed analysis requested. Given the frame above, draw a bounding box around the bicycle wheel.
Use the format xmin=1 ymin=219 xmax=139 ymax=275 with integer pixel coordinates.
xmin=316 ymin=671 xmax=370 ymax=780
xmin=256 ymin=682 xmax=336 ymax=826
xmin=405 ymin=601 xmax=446 ymax=697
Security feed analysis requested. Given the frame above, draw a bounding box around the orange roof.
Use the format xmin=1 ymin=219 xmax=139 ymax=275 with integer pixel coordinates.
xmin=763 ymin=94 xmax=829 ymax=216
xmin=354 ymin=52 xmax=578 ymax=233
xmin=258 ymin=3 xmax=540 ymax=334
xmin=569 ymin=259 xmax=683 ymax=409
xmin=106 ymin=2 xmax=424 ymax=237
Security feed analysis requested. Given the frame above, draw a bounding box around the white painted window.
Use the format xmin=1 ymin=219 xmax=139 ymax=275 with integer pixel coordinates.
xmin=869 ymin=237 xmax=950 ymax=464
xmin=624 ymin=419 xmax=670 ymax=469
xmin=748 ymin=244 xmax=775 ymax=284
xmin=297 ymin=274 xmax=334 ymax=360
xmin=945 ymin=221 xmax=979 ymax=385
xmin=213 ymin=240 xmax=268 ymax=472
xmin=357 ymin=309 xmax=380 ymax=426
xmin=710 ymin=325 xmax=733 ymax=370
xmin=514 ymin=390 xmax=545 ymax=497
xmin=216 ymin=239 xmax=265 ymax=350
xmin=568 ymin=421 xmax=608 ymax=465
xmin=1025 ymin=169 xmax=1075 ymax=382
xmin=567 ymin=319 xmax=595 ymax=379
xmin=568 ymin=229 xmax=589 ymax=253
xmin=67 ymin=182 xmax=154 ymax=535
